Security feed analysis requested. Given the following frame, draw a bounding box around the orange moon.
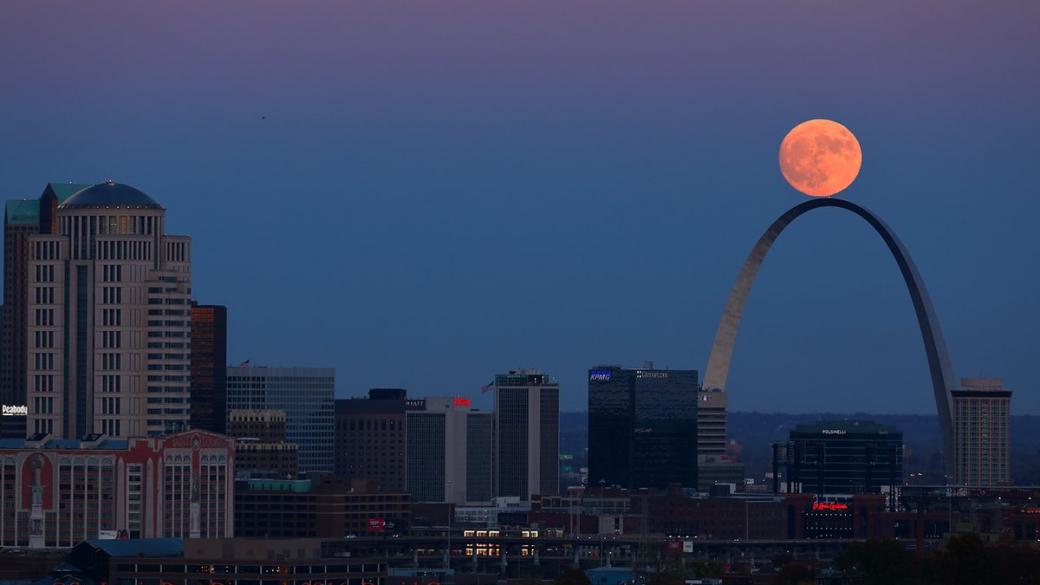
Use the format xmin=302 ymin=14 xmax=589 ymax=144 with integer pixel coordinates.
xmin=779 ymin=119 xmax=862 ymax=197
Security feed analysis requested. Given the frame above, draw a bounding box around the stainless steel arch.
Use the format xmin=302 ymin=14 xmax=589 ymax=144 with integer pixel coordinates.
xmin=703 ymin=197 xmax=955 ymax=475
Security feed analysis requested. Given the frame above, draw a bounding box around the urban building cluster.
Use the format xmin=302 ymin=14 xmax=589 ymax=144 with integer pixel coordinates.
xmin=0 ymin=181 xmax=1022 ymax=584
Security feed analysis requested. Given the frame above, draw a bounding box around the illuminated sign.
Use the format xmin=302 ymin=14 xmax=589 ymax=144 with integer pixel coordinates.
xmin=368 ymin=518 xmax=386 ymax=532
xmin=589 ymin=370 xmax=612 ymax=382
xmin=2 ymin=405 xmax=27 ymax=416
xmin=451 ymin=397 xmax=472 ymax=408
xmin=811 ymin=502 xmax=849 ymax=511
xmin=821 ymin=429 xmax=847 ymax=436
xmin=636 ymin=371 xmax=667 ymax=379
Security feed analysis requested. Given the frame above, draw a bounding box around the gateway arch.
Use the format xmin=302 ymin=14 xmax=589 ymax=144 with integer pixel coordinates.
xmin=703 ymin=197 xmax=956 ymax=476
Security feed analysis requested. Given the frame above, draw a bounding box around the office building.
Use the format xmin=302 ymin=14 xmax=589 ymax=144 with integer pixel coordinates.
xmin=226 ymin=365 xmax=335 ymax=473
xmin=953 ymin=378 xmax=1012 ymax=487
xmin=697 ymin=387 xmax=727 ymax=458
xmin=235 ymin=476 xmax=410 ymax=538
xmin=24 ymin=181 xmax=192 ymax=439
xmin=227 ymin=409 xmax=298 ymax=479
xmin=406 ymin=397 xmax=493 ymax=504
xmin=587 ymin=364 xmax=698 ymax=490
xmin=335 ymin=388 xmax=410 ymax=491
xmin=2 ymin=183 xmax=89 ymax=407
xmin=189 ymin=303 xmax=227 ymax=434
xmin=494 ymin=369 xmax=559 ymax=500
xmin=0 ymin=429 xmax=234 ymax=548
xmin=774 ymin=420 xmax=903 ymax=495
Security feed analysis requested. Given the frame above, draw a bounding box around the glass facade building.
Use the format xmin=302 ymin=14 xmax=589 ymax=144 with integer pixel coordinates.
xmin=494 ymin=370 xmax=559 ymax=500
xmin=226 ymin=366 xmax=335 ymax=473
xmin=587 ymin=365 xmax=698 ymax=490
xmin=778 ymin=420 xmax=903 ymax=495
xmin=190 ymin=304 xmax=227 ymax=434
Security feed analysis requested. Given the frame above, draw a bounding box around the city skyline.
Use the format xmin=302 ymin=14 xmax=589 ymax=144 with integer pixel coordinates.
xmin=2 ymin=1 xmax=1038 ymax=415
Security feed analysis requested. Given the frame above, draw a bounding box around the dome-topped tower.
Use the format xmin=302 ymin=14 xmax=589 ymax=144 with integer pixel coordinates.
xmin=59 ymin=180 xmax=163 ymax=210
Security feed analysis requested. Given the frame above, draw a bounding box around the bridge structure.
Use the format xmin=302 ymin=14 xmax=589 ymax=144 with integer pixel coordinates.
xmin=702 ymin=197 xmax=957 ymax=477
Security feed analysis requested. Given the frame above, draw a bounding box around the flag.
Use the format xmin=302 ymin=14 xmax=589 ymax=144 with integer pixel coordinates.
xmin=239 ymin=359 xmax=251 ymax=367
xmin=480 ymin=381 xmax=495 ymax=393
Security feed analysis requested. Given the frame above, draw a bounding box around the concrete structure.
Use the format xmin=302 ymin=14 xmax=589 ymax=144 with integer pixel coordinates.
xmin=227 ymin=409 xmax=298 ymax=479
xmin=952 ymin=378 xmax=1011 ymax=487
xmin=406 ymin=397 xmax=493 ymax=504
xmin=25 ymin=181 xmax=192 ymax=439
xmin=494 ymin=369 xmax=560 ymax=500
xmin=226 ymin=365 xmax=335 ymax=473
xmin=234 ymin=476 xmax=410 ymax=538
xmin=587 ymin=364 xmax=698 ymax=490
xmin=335 ymin=388 xmax=410 ymax=491
xmin=2 ymin=183 xmax=89 ymax=408
xmin=773 ymin=420 xmax=903 ymax=496
xmin=189 ymin=303 xmax=227 ymax=434
xmin=703 ymin=198 xmax=958 ymax=476
xmin=0 ymin=429 xmax=234 ymax=548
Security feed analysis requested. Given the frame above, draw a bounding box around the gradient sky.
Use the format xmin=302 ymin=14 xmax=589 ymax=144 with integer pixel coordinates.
xmin=1 ymin=0 xmax=1038 ymax=414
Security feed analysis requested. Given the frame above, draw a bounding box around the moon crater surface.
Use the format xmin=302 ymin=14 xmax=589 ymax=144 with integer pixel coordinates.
xmin=779 ymin=119 xmax=862 ymax=197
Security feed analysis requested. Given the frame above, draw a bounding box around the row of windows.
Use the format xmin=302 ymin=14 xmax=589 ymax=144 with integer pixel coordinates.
xmin=102 ymin=308 xmax=122 ymax=326
xmin=33 ymin=374 xmax=55 ymax=392
xmin=102 ymin=264 xmax=122 ymax=282
xmin=34 ymin=308 xmax=55 ymax=326
xmin=101 ymin=352 xmax=121 ymax=370
xmin=34 ymin=286 xmax=55 ymax=304
xmin=33 ymin=240 xmax=60 ymax=261
xmin=102 ymin=330 xmax=121 ymax=348
xmin=102 ymin=286 xmax=122 ymax=304
xmin=33 ymin=396 xmax=54 ymax=414
xmin=35 ymin=264 xmax=56 ymax=282
xmin=33 ymin=330 xmax=55 ymax=348
xmin=33 ymin=352 xmax=55 ymax=370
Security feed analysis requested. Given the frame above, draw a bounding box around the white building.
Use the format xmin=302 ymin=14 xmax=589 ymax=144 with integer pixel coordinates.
xmin=26 ymin=181 xmax=191 ymax=439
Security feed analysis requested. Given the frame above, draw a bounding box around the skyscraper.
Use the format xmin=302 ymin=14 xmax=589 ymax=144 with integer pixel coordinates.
xmin=226 ymin=366 xmax=335 ymax=473
xmin=334 ymin=388 xmax=410 ymax=491
xmin=953 ymin=378 xmax=1011 ymax=487
xmin=190 ymin=303 xmax=227 ymax=433
xmin=587 ymin=364 xmax=698 ymax=490
xmin=775 ymin=420 xmax=903 ymax=495
xmin=2 ymin=183 xmax=88 ymax=406
xmin=25 ymin=181 xmax=192 ymax=439
xmin=405 ymin=397 xmax=493 ymax=504
xmin=494 ymin=369 xmax=559 ymax=500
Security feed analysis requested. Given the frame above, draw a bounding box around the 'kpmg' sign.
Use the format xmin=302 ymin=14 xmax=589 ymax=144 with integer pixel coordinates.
xmin=588 ymin=370 xmax=613 ymax=382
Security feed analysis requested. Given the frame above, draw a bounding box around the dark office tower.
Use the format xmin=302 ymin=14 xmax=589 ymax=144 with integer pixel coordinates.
xmin=587 ymin=364 xmax=698 ymax=490
xmin=775 ymin=420 xmax=903 ymax=495
xmin=227 ymin=409 xmax=299 ymax=479
xmin=334 ymin=388 xmax=409 ymax=491
xmin=494 ymin=369 xmax=559 ymax=500
xmin=190 ymin=304 xmax=228 ymax=433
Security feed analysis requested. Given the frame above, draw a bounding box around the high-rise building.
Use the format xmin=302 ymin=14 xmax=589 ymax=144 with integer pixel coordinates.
xmin=226 ymin=366 xmax=335 ymax=473
xmin=953 ymin=378 xmax=1011 ymax=487
xmin=697 ymin=388 xmax=727 ymax=458
xmin=774 ymin=420 xmax=903 ymax=495
xmin=405 ymin=397 xmax=493 ymax=504
xmin=587 ymin=364 xmax=698 ymax=490
xmin=227 ymin=409 xmax=299 ymax=479
xmin=190 ymin=303 xmax=227 ymax=434
xmin=0 ymin=429 xmax=234 ymax=547
xmin=334 ymin=388 xmax=410 ymax=491
xmin=25 ymin=181 xmax=192 ymax=439
xmin=494 ymin=369 xmax=559 ymax=500
xmin=2 ymin=183 xmax=88 ymax=407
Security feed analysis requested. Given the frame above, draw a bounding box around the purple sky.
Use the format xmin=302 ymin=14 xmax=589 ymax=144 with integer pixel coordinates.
xmin=1 ymin=0 xmax=1038 ymax=413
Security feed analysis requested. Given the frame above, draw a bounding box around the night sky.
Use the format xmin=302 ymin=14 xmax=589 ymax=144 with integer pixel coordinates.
xmin=2 ymin=1 xmax=1037 ymax=414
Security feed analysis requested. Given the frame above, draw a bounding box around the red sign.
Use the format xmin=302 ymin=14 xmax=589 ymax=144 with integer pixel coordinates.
xmin=452 ymin=397 xmax=471 ymax=408
xmin=368 ymin=518 xmax=386 ymax=532
xmin=812 ymin=502 xmax=848 ymax=511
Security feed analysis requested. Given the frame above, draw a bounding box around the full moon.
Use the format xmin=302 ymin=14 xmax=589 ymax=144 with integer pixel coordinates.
xmin=779 ymin=119 xmax=862 ymax=197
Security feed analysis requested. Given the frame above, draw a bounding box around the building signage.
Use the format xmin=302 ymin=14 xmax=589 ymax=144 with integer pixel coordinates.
xmin=451 ymin=397 xmax=472 ymax=408
xmin=636 ymin=371 xmax=667 ymax=379
xmin=589 ymin=370 xmax=612 ymax=382
xmin=683 ymin=540 xmax=694 ymax=553
xmin=368 ymin=518 xmax=386 ymax=532
xmin=821 ymin=429 xmax=846 ymax=436
xmin=2 ymin=405 xmax=27 ymax=416
xmin=811 ymin=502 xmax=849 ymax=511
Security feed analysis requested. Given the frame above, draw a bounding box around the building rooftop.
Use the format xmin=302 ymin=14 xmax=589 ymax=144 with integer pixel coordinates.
xmin=79 ymin=538 xmax=184 ymax=558
xmin=5 ymin=199 xmax=40 ymax=225
xmin=792 ymin=420 xmax=900 ymax=436
xmin=59 ymin=180 xmax=163 ymax=210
